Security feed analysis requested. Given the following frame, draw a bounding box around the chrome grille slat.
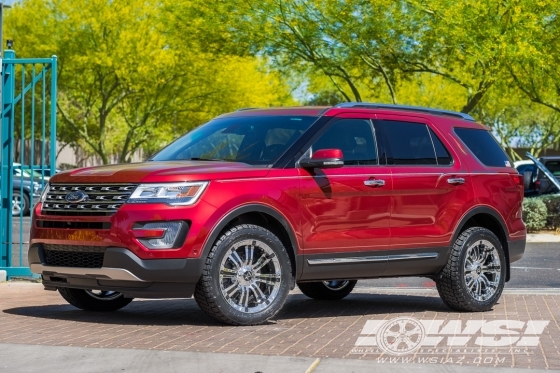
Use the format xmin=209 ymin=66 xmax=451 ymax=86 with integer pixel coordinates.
xmin=47 ymin=191 xmax=133 ymax=195
xmin=43 ymin=183 xmax=138 ymax=216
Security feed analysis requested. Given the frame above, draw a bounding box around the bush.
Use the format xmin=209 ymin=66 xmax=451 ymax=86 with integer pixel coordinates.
xmin=522 ymin=198 xmax=548 ymax=232
xmin=538 ymin=195 xmax=560 ymax=230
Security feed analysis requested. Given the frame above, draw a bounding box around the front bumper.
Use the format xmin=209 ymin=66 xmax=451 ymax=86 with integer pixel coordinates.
xmin=29 ymin=244 xmax=204 ymax=298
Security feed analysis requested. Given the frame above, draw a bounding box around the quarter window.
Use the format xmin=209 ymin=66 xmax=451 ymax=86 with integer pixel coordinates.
xmin=311 ymin=119 xmax=377 ymax=165
xmin=428 ymin=128 xmax=453 ymax=165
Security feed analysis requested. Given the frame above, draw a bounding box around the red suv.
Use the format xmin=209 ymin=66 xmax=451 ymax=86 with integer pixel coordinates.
xmin=29 ymin=103 xmax=526 ymax=325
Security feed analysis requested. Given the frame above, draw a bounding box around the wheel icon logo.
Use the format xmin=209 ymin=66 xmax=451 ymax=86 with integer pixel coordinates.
xmin=376 ymin=317 xmax=426 ymax=355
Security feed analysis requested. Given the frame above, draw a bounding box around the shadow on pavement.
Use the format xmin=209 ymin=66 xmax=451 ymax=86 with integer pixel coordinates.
xmin=3 ymin=292 xmax=450 ymax=327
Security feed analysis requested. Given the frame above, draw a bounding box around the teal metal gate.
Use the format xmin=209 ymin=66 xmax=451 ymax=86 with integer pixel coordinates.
xmin=0 ymin=48 xmax=57 ymax=278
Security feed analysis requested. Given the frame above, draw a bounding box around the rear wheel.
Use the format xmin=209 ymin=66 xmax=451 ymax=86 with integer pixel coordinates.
xmin=194 ymin=224 xmax=292 ymax=326
xmin=436 ymin=227 xmax=506 ymax=312
xmin=58 ymin=288 xmax=133 ymax=312
xmin=297 ymin=280 xmax=357 ymax=300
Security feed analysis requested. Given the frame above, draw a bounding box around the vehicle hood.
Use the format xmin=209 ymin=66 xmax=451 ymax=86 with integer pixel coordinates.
xmin=50 ymin=161 xmax=270 ymax=184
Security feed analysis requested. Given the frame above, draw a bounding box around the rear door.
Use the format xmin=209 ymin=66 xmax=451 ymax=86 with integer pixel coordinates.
xmin=375 ymin=115 xmax=474 ymax=275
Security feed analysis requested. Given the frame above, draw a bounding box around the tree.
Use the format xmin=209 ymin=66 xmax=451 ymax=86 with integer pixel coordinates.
xmin=6 ymin=0 xmax=295 ymax=164
xmin=184 ymin=0 xmax=555 ymax=116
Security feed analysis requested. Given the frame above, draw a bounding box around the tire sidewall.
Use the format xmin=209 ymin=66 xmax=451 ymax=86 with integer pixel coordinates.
xmin=457 ymin=229 xmax=506 ymax=310
xmin=207 ymin=227 xmax=292 ymax=324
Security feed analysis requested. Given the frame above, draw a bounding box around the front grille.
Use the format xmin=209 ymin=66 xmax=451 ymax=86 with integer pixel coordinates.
xmin=42 ymin=184 xmax=137 ymax=216
xmin=37 ymin=220 xmax=111 ymax=230
xmin=43 ymin=244 xmax=106 ymax=268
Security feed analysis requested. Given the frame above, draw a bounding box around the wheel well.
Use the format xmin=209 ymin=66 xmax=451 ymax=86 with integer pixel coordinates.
xmin=222 ymin=211 xmax=297 ymax=284
xmin=459 ymin=212 xmax=511 ymax=281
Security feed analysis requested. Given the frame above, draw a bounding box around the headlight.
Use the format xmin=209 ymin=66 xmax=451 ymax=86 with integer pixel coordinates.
xmin=127 ymin=182 xmax=208 ymax=206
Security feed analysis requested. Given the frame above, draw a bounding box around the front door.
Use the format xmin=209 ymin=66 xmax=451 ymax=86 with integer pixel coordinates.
xmin=298 ymin=115 xmax=392 ymax=280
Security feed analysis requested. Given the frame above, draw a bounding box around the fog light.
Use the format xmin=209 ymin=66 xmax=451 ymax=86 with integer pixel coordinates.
xmin=135 ymin=221 xmax=186 ymax=249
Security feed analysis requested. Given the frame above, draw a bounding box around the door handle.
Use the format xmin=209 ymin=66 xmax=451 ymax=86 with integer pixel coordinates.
xmin=447 ymin=177 xmax=465 ymax=185
xmin=364 ymin=179 xmax=385 ymax=187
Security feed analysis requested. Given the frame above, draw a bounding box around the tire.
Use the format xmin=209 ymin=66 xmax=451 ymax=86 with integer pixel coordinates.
xmin=297 ymin=280 xmax=357 ymax=300
xmin=436 ymin=227 xmax=506 ymax=312
xmin=194 ymin=224 xmax=292 ymax=326
xmin=12 ymin=190 xmax=30 ymax=216
xmin=58 ymin=288 xmax=133 ymax=312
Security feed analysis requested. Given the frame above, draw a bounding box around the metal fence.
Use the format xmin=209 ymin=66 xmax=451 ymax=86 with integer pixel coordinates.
xmin=0 ymin=49 xmax=57 ymax=278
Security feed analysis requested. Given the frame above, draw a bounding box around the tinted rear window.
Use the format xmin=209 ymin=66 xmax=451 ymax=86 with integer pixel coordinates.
xmin=454 ymin=128 xmax=512 ymax=167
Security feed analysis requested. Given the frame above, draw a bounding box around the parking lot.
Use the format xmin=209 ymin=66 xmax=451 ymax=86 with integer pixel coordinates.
xmin=2 ymin=241 xmax=560 ymax=371
xmin=1 ymin=282 xmax=560 ymax=371
xmin=4 ymin=219 xmax=560 ymax=371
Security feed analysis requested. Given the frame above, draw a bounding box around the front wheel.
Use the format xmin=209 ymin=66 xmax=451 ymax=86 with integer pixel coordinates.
xmin=297 ymin=280 xmax=357 ymax=300
xmin=436 ymin=227 xmax=506 ymax=312
xmin=58 ymin=288 xmax=133 ymax=311
xmin=194 ymin=224 xmax=292 ymax=326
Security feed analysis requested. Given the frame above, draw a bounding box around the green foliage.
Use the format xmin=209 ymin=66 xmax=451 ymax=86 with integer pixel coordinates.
xmin=6 ymin=0 xmax=560 ymax=163
xmin=6 ymin=0 xmax=295 ymax=164
xmin=537 ymin=195 xmax=560 ymax=230
xmin=522 ymin=197 xmax=548 ymax=232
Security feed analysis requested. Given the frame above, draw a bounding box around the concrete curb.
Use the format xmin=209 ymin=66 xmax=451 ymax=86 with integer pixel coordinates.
xmin=351 ymin=286 xmax=560 ymax=295
xmin=527 ymin=233 xmax=560 ymax=243
xmin=0 ymin=343 xmax=551 ymax=373
xmin=0 ymin=270 xmax=6 ymax=283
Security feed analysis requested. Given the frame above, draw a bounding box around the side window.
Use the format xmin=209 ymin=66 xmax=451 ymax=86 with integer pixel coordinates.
xmin=311 ymin=119 xmax=377 ymax=165
xmin=454 ymin=128 xmax=512 ymax=167
xmin=381 ymin=121 xmax=437 ymax=165
xmin=428 ymin=128 xmax=453 ymax=165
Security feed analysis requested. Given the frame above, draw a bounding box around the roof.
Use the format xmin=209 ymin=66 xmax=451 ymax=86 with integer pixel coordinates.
xmin=222 ymin=103 xmax=476 ymax=123
xmin=219 ymin=107 xmax=329 ymax=118
xmin=332 ymin=102 xmax=475 ymax=121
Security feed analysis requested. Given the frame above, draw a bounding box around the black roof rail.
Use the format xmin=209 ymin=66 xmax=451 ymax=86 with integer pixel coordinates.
xmin=235 ymin=107 xmax=259 ymax=112
xmin=333 ymin=102 xmax=475 ymax=121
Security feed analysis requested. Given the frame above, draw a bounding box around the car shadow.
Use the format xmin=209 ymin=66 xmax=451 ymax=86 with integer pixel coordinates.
xmin=3 ymin=292 xmax=450 ymax=327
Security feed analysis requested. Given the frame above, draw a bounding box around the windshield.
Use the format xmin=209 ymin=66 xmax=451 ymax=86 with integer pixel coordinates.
xmin=151 ymin=115 xmax=319 ymax=165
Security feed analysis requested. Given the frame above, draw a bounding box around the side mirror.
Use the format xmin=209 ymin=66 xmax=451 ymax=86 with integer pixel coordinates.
xmin=299 ymin=149 xmax=344 ymax=169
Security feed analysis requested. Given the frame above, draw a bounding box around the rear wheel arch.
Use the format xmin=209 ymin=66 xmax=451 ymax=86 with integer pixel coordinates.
xmin=452 ymin=206 xmax=511 ymax=281
xmin=202 ymin=204 xmax=299 ymax=284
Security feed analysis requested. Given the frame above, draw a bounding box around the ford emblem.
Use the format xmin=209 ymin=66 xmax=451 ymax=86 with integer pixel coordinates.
xmin=65 ymin=191 xmax=88 ymax=203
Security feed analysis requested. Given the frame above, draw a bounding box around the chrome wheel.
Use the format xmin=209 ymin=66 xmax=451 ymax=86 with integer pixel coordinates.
xmin=322 ymin=280 xmax=350 ymax=291
xmin=12 ymin=193 xmax=23 ymax=215
xmin=218 ymin=239 xmax=282 ymax=314
xmin=85 ymin=290 xmax=122 ymax=301
xmin=464 ymin=239 xmax=501 ymax=302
